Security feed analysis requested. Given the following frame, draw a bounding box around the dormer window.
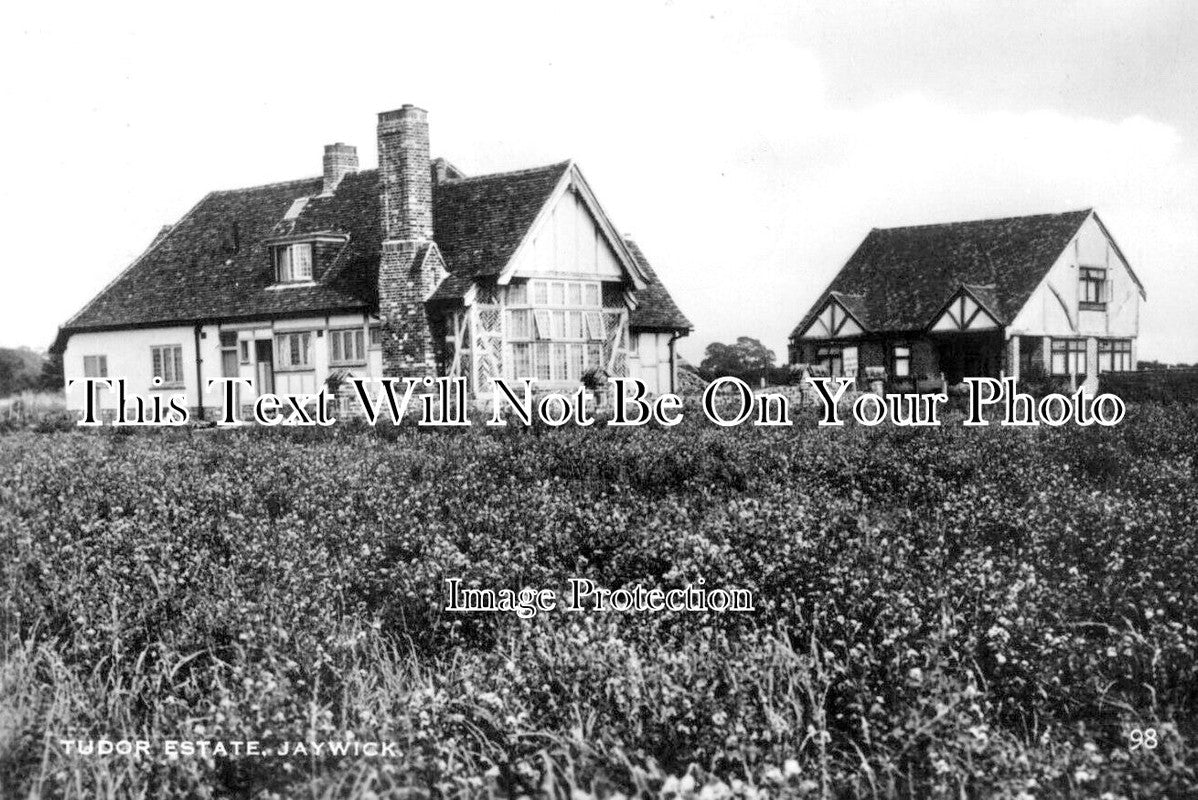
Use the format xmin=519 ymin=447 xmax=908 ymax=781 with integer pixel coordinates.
xmin=275 ymin=243 xmax=313 ymax=283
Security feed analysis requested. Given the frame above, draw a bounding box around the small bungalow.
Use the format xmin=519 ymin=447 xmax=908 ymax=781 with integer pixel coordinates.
xmin=789 ymin=210 xmax=1145 ymax=392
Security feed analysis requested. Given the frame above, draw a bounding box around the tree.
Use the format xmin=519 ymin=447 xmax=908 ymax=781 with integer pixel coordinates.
xmin=38 ymin=351 xmax=64 ymax=392
xmin=698 ymin=337 xmax=776 ymax=384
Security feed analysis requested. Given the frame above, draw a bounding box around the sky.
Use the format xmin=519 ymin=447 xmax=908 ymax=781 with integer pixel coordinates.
xmin=2 ymin=0 xmax=1196 ymax=365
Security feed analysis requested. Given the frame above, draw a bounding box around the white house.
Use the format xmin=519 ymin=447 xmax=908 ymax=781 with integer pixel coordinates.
xmin=53 ymin=105 xmax=692 ymax=418
xmin=789 ymin=210 xmax=1145 ymax=392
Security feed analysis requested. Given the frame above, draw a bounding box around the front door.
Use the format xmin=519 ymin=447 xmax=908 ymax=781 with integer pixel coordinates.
xmin=255 ymin=340 xmax=274 ymax=395
xmin=937 ymin=332 xmax=1001 ymax=385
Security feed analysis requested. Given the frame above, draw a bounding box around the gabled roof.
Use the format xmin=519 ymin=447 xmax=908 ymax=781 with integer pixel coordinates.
xmin=57 ymin=159 xmax=685 ymax=348
xmin=624 ymin=239 xmax=691 ymax=331
xmin=828 ymin=292 xmax=870 ymax=331
xmin=792 ymin=209 xmax=1097 ymax=339
xmin=434 ymin=162 xmax=571 ymax=280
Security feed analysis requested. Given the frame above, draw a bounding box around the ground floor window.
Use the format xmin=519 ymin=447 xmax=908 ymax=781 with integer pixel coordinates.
xmin=816 ymin=345 xmax=843 ymax=376
xmin=276 ymin=332 xmax=312 ymax=369
xmin=151 ymin=345 xmax=184 ymax=386
xmin=83 ymin=355 xmax=108 ymax=378
xmin=1097 ymin=339 xmax=1132 ymax=372
xmin=892 ymin=345 xmax=911 ymax=378
xmin=510 ymin=341 xmax=604 ymax=382
xmin=329 ymin=328 xmax=366 ymax=364
xmin=1050 ymin=338 xmax=1087 ymax=376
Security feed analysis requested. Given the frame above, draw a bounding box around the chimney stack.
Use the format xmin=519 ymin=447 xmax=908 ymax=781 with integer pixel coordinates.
xmin=378 ymin=105 xmax=432 ymax=241
xmin=377 ymin=105 xmax=439 ymax=381
xmin=321 ymin=143 xmax=358 ymax=196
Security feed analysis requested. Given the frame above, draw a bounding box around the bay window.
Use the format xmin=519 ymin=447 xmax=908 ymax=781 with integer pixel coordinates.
xmin=504 ymin=278 xmax=609 ymax=381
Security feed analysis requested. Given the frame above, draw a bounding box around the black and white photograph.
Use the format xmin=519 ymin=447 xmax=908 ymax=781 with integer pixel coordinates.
xmin=2 ymin=1 xmax=1197 ymax=797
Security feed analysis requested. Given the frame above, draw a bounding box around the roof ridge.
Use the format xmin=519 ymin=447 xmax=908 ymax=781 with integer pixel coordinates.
xmin=875 ymin=208 xmax=1092 ymax=233
xmin=441 ymin=160 xmax=571 ymax=185
xmin=211 ymin=175 xmax=323 ymax=195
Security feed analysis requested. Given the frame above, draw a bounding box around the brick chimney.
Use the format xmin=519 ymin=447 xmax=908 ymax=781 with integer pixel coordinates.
xmin=321 ymin=143 xmax=358 ymax=196
xmin=378 ymin=105 xmax=433 ymax=240
xmin=377 ymin=105 xmax=438 ymax=380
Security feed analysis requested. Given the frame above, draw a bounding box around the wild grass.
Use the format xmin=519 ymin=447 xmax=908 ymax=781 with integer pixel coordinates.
xmin=1 ymin=407 xmax=1196 ymax=798
xmin=0 ymin=391 xmax=69 ymax=432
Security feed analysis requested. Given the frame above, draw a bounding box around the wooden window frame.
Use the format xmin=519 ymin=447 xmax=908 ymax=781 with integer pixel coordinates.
xmin=329 ymin=327 xmax=366 ymax=366
xmin=1097 ymin=338 xmax=1132 ymax=373
xmin=816 ymin=344 xmax=843 ymax=377
xmin=508 ymin=278 xmax=606 ymax=382
xmin=151 ymin=344 xmax=185 ymax=387
xmin=83 ymin=355 xmax=108 ymax=378
xmin=1050 ymin=338 xmax=1087 ymax=377
xmin=274 ymin=243 xmax=315 ymax=283
xmin=275 ymin=331 xmax=314 ymax=371
xmin=1079 ymin=267 xmax=1107 ymax=311
xmin=892 ymin=344 xmax=911 ymax=379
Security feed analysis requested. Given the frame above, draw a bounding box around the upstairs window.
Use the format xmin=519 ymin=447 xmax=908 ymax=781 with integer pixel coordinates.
xmin=1079 ymin=267 xmax=1107 ymax=310
xmin=892 ymin=345 xmax=911 ymax=378
xmin=275 ymin=243 xmax=314 ymax=283
xmin=151 ymin=345 xmax=185 ymax=386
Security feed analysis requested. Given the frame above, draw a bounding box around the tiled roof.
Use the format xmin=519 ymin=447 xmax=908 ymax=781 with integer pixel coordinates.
xmin=434 ymin=162 xmax=571 ymax=279
xmin=624 ymin=239 xmax=692 ymax=331
xmin=65 ymin=177 xmax=372 ymax=332
xmin=792 ymin=209 xmax=1095 ymax=339
xmin=59 ymin=159 xmax=687 ymax=346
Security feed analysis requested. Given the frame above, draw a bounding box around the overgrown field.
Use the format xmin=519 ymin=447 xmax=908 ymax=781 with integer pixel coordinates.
xmin=1 ymin=408 xmax=1197 ymax=798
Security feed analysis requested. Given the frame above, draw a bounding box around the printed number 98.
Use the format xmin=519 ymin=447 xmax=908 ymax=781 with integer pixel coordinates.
xmin=1129 ymin=728 xmax=1158 ymax=750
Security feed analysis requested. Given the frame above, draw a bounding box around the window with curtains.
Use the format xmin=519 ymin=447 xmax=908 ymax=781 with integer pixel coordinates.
xmin=275 ymin=332 xmax=313 ymax=370
xmin=1079 ymin=267 xmax=1108 ymax=310
xmin=1097 ymin=339 xmax=1132 ymax=372
xmin=504 ymin=278 xmax=607 ymax=381
xmin=1050 ymin=339 xmax=1087 ymax=376
xmin=151 ymin=345 xmax=184 ymax=386
xmin=329 ymin=328 xmax=366 ymax=364
xmin=274 ymin=243 xmax=314 ymax=283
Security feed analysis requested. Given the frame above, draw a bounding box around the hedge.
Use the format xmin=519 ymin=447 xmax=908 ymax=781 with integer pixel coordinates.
xmin=1100 ymin=368 xmax=1198 ymax=403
